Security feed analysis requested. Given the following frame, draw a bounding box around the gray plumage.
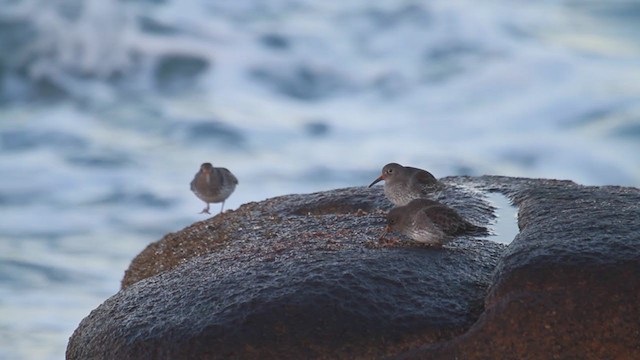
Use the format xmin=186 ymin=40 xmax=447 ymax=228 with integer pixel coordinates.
xmin=369 ymin=163 xmax=443 ymax=206
xmin=381 ymin=198 xmax=487 ymax=246
xmin=190 ymin=162 xmax=238 ymax=214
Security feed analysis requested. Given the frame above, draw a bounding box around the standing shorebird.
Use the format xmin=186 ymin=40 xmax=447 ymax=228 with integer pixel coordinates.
xmin=368 ymin=163 xmax=443 ymax=206
xmin=379 ymin=198 xmax=487 ymax=246
xmin=190 ymin=162 xmax=238 ymax=214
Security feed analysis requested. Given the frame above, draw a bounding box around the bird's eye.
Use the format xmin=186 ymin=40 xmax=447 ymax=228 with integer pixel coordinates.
xmin=387 ymin=169 xmax=393 ymax=174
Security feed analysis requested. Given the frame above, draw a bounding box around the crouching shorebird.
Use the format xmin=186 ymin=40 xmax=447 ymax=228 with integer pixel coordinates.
xmin=368 ymin=163 xmax=443 ymax=206
xmin=379 ymin=199 xmax=487 ymax=247
xmin=190 ymin=162 xmax=238 ymax=214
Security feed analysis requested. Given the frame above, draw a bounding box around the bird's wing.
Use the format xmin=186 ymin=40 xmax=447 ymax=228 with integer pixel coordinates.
xmin=420 ymin=205 xmax=468 ymax=235
xmin=190 ymin=176 xmax=197 ymax=192
xmin=221 ymin=168 xmax=239 ymax=185
xmin=407 ymin=168 xmax=439 ymax=188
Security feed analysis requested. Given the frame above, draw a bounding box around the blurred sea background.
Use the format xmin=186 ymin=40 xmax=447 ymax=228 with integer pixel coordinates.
xmin=1 ymin=0 xmax=639 ymax=358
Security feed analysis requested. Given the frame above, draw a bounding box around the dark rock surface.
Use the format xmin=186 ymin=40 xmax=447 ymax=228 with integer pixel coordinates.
xmin=400 ymin=177 xmax=640 ymax=359
xmin=67 ymin=176 xmax=640 ymax=359
xmin=67 ymin=181 xmax=502 ymax=359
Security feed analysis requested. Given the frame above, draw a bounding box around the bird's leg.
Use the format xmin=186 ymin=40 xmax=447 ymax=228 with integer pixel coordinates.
xmin=199 ymin=203 xmax=211 ymax=214
xmin=378 ymin=225 xmax=401 ymax=246
xmin=219 ymin=200 xmax=225 ymax=214
xmin=378 ymin=225 xmax=390 ymax=244
xmin=380 ymin=237 xmax=400 ymax=246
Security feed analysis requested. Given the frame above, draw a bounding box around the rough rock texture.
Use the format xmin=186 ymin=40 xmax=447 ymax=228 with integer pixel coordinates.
xmin=120 ymin=178 xmax=495 ymax=289
xmin=67 ymin=180 xmax=502 ymax=359
xmin=399 ymin=177 xmax=640 ymax=359
xmin=67 ymin=176 xmax=640 ymax=359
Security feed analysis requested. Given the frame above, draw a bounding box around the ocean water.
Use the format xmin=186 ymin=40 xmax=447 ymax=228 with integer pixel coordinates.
xmin=1 ymin=0 xmax=639 ymax=358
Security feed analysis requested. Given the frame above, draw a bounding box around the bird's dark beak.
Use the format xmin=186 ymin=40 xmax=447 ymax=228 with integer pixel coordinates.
xmin=368 ymin=174 xmax=385 ymax=188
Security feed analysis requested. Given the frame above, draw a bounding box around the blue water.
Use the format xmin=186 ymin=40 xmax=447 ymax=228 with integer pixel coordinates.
xmin=1 ymin=0 xmax=639 ymax=358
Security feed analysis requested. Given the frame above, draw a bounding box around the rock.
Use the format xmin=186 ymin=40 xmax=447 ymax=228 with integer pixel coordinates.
xmin=67 ymin=183 xmax=503 ymax=359
xmin=398 ymin=177 xmax=640 ymax=359
xmin=67 ymin=177 xmax=640 ymax=359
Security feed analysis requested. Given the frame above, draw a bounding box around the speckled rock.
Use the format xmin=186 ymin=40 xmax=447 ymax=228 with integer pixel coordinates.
xmin=120 ymin=178 xmax=496 ymax=289
xmin=67 ymin=176 xmax=640 ymax=359
xmin=67 ymin=180 xmax=503 ymax=359
xmin=398 ymin=177 xmax=640 ymax=359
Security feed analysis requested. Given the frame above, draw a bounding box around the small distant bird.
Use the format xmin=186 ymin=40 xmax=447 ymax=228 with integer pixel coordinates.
xmin=190 ymin=162 xmax=238 ymax=214
xmin=369 ymin=163 xmax=443 ymax=206
xmin=379 ymin=198 xmax=487 ymax=246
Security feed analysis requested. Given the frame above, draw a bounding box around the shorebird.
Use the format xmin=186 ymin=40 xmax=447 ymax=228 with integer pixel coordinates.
xmin=369 ymin=163 xmax=443 ymax=206
xmin=190 ymin=162 xmax=238 ymax=214
xmin=379 ymin=198 xmax=487 ymax=246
